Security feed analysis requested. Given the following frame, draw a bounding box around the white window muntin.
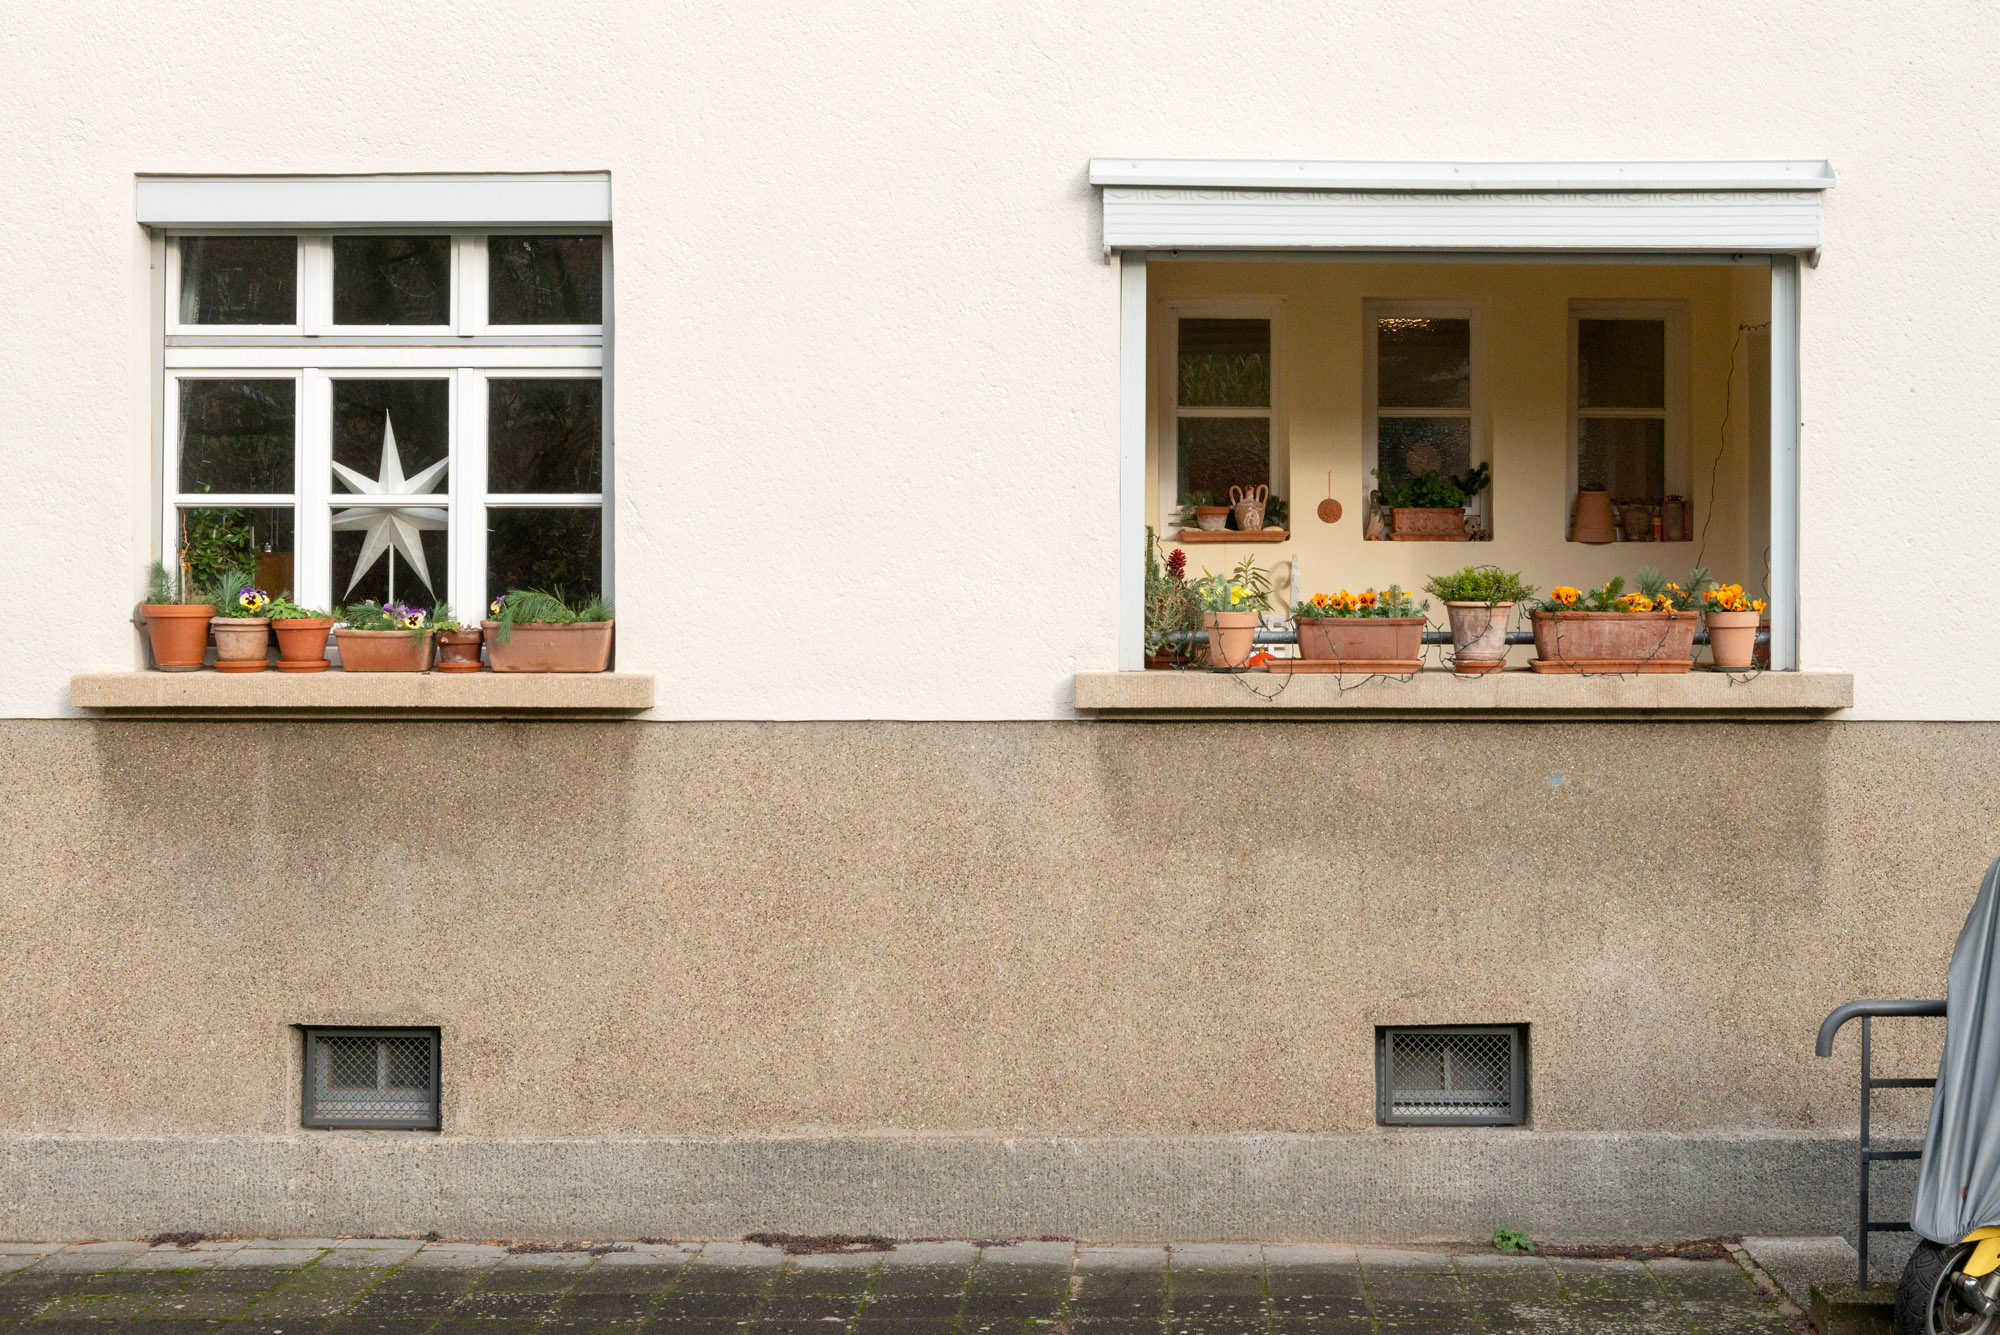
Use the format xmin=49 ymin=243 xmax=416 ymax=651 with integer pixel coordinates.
xmin=1563 ymin=298 xmax=1689 ymax=528
xmin=1362 ymin=298 xmax=1488 ymax=529
xmin=1152 ymin=297 xmax=1285 ymax=534
xmin=165 ymin=363 xmax=604 ymax=618
xmin=168 ymin=231 xmax=605 ymax=337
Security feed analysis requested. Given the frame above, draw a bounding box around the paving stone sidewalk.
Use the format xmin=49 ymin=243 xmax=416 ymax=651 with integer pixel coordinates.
xmin=0 ymin=1239 xmax=1800 ymax=1335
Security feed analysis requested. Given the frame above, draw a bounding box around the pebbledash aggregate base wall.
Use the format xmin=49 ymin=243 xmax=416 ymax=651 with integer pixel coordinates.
xmin=0 ymin=718 xmax=1975 ymax=1240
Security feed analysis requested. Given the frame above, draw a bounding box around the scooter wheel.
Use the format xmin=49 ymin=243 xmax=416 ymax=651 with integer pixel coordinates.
xmin=1898 ymin=1241 xmax=1991 ymax=1335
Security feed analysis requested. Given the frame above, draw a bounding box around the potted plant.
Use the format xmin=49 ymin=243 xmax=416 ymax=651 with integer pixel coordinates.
xmin=1423 ymin=566 xmax=1536 ymax=674
xmin=1143 ymin=531 xmax=1202 ymax=669
xmin=483 ymin=589 xmax=615 ymax=673
xmin=1530 ymin=568 xmax=1700 ymax=671
xmin=210 ymin=572 xmax=273 ymax=673
xmin=1291 ymin=586 xmax=1427 ymax=663
xmin=138 ymin=562 xmax=217 ymax=671
xmin=1182 ymin=489 xmax=1230 ymax=532
xmin=334 ymin=601 xmax=437 ymax=672
xmin=265 ymin=597 xmax=335 ymax=672
xmin=1375 ymin=463 xmax=1489 ymax=540
xmin=1189 ymin=556 xmax=1270 ymax=669
xmin=1701 ymin=581 xmax=1766 ymax=669
xmin=430 ymin=606 xmax=484 ymax=673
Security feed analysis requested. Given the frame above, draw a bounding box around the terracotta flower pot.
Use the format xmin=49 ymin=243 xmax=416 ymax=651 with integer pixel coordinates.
xmin=334 ymin=628 xmax=434 ymax=672
xmin=210 ymin=616 xmax=270 ymax=673
xmin=1569 ymin=490 xmax=1618 ymax=544
xmin=1445 ymin=602 xmax=1516 ymax=663
xmin=1532 ymin=609 xmax=1698 ymax=664
xmin=1295 ymin=616 xmax=1424 ymax=661
xmin=481 ymin=620 xmax=615 ymax=673
xmin=1201 ymin=611 xmax=1260 ymax=669
xmin=434 ymin=629 xmax=485 ymax=673
xmin=1392 ymin=506 xmax=1465 ymax=538
xmin=271 ymin=617 xmax=333 ymax=672
xmin=1704 ymin=609 xmax=1762 ymax=668
xmin=141 ymin=604 xmax=215 ymax=671
xmin=1192 ymin=506 xmax=1231 ymax=532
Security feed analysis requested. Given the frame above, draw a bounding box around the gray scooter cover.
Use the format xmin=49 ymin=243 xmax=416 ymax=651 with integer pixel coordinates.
xmin=1914 ymin=857 xmax=2000 ymax=1243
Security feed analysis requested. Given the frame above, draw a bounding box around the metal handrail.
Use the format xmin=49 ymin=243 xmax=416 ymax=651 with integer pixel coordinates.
xmin=1816 ymin=999 xmax=1948 ymax=1289
xmin=1167 ymin=629 xmax=1770 ymax=645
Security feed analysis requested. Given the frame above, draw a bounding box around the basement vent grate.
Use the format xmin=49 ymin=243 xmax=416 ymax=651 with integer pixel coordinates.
xmin=1375 ymin=1025 xmax=1526 ymax=1126
xmin=301 ymin=1027 xmax=440 ymax=1130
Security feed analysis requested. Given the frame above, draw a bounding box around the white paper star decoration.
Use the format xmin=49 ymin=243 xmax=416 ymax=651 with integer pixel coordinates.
xmin=331 ymin=415 xmax=448 ymax=597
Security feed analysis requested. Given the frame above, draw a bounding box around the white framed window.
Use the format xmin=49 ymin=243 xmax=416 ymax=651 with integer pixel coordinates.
xmin=1153 ymin=299 xmax=1284 ymax=531
xmin=1566 ymin=299 xmax=1688 ymax=542
xmin=162 ymin=229 xmax=607 ymax=619
xmin=1363 ymin=299 xmax=1488 ymax=539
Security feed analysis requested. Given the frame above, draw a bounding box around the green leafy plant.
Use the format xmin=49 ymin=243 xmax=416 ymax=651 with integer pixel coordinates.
xmin=489 ymin=588 xmax=613 ymax=642
xmin=143 ymin=560 xmax=238 ymax=608
xmin=338 ymin=600 xmax=440 ymax=640
xmin=178 ymin=506 xmax=257 ymax=588
xmin=1263 ymin=494 xmax=1289 ymax=531
xmin=1636 ymin=565 xmax=1711 ymax=612
xmin=1424 ymin=565 xmax=1536 ymax=606
xmin=1374 ymin=463 xmax=1491 ymax=510
xmin=1492 ymin=1226 xmax=1535 ymax=1254
xmin=208 ymin=568 xmax=274 ymax=619
xmin=1189 ymin=555 xmax=1272 ymax=614
xmin=1143 ymin=529 xmax=1202 ymax=661
xmin=263 ymin=596 xmax=331 ymax=620
xmin=1292 ymin=586 xmax=1423 ymax=618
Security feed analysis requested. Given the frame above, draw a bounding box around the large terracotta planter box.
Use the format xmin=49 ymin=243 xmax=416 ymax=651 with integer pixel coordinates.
xmin=1391 ymin=507 xmax=1466 ymax=539
xmin=333 ymin=628 xmax=435 ymax=672
xmin=481 ymin=620 xmax=614 ymax=673
xmin=1296 ymin=616 xmax=1425 ymax=662
xmin=1531 ymin=609 xmax=1697 ymax=668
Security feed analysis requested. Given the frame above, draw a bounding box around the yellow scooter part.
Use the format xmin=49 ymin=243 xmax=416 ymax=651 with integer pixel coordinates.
xmin=1961 ymin=1228 xmax=2000 ymax=1278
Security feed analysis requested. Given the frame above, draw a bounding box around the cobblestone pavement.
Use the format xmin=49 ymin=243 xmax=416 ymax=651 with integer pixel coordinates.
xmin=0 ymin=1240 xmax=1800 ymax=1335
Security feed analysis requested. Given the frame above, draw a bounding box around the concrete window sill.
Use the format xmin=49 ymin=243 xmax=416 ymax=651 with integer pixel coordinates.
xmin=69 ymin=672 xmax=654 ymax=718
xmin=1073 ymin=669 xmax=1853 ymax=719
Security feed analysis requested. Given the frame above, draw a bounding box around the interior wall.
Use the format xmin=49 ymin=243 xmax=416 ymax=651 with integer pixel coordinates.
xmin=1147 ymin=261 xmax=1773 ymax=624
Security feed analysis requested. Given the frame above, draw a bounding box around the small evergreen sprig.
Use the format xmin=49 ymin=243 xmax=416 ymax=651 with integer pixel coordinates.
xmin=488 ymin=589 xmax=614 ymax=642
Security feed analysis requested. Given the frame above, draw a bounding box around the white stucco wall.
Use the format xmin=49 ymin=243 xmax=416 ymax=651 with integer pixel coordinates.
xmin=0 ymin=1 xmax=1992 ymax=720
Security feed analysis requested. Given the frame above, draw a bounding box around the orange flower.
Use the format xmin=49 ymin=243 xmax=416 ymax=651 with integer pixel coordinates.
xmin=1552 ymin=586 xmax=1579 ymax=606
xmin=1357 ymin=590 xmax=1378 ymax=607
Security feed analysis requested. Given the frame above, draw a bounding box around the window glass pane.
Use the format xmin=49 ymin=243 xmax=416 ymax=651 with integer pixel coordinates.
xmin=177 ymin=379 xmax=295 ymax=494
xmin=489 ymin=236 xmax=602 ymax=324
xmin=1578 ymin=416 xmax=1666 ymax=502
xmin=1577 ymin=319 xmax=1665 ymax=409
xmin=487 ymin=508 xmax=603 ymax=602
xmin=333 ymin=236 xmax=451 ymax=325
xmin=488 ymin=379 xmax=602 ymax=493
xmin=175 ymin=506 xmax=294 ymax=595
xmin=1178 ymin=319 xmax=1269 ymax=408
xmin=1177 ymin=416 xmax=1269 ymax=501
xmin=179 ymin=237 xmax=296 ymax=325
xmin=1375 ymin=417 xmax=1472 ymax=493
xmin=331 ymin=379 xmax=450 ymax=606
xmin=1377 ymin=318 xmax=1470 ymax=409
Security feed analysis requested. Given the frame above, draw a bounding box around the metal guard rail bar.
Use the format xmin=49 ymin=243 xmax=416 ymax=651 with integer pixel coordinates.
xmin=1817 ymin=999 xmax=1948 ymax=1290
xmin=1167 ymin=629 xmax=1772 ymax=645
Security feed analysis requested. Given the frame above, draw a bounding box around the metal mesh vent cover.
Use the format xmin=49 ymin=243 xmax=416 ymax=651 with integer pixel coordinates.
xmin=1376 ymin=1026 xmax=1525 ymax=1126
xmin=302 ymin=1028 xmax=439 ymax=1129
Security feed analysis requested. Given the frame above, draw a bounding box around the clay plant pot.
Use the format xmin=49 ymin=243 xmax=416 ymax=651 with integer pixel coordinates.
xmin=1201 ymin=611 xmax=1260 ymax=669
xmin=1704 ymin=609 xmax=1762 ymax=669
xmin=1295 ymin=616 xmax=1424 ymax=662
xmin=1391 ymin=506 xmax=1465 ymax=539
xmin=334 ymin=628 xmax=434 ymax=672
xmin=1569 ymin=490 xmax=1618 ymax=544
xmin=1230 ymin=484 xmax=1269 ymax=532
xmin=140 ymin=604 xmax=215 ymax=671
xmin=1445 ymin=602 xmax=1517 ymax=664
xmin=433 ymin=629 xmax=485 ymax=673
xmin=1532 ymin=609 xmax=1698 ymax=664
xmin=209 ymin=616 xmax=271 ymax=673
xmin=1192 ymin=506 xmax=1231 ymax=532
xmin=271 ymin=617 xmax=334 ymax=672
xmin=481 ymin=620 xmax=615 ymax=673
